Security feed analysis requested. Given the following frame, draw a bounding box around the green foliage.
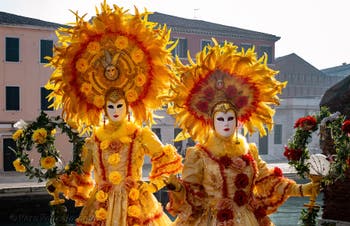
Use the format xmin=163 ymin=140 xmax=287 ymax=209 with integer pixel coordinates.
xmin=299 ymin=207 xmax=320 ymax=226
xmin=285 ymin=106 xmax=350 ymax=226
xmin=12 ymin=111 xmax=85 ymax=182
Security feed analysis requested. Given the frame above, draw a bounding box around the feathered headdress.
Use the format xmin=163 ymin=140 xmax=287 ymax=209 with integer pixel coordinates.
xmin=168 ymin=39 xmax=286 ymax=143
xmin=45 ymin=1 xmax=176 ymax=132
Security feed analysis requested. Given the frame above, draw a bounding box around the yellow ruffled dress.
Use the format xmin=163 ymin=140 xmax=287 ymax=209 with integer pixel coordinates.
xmin=63 ymin=120 xmax=182 ymax=226
xmin=167 ymin=132 xmax=303 ymax=226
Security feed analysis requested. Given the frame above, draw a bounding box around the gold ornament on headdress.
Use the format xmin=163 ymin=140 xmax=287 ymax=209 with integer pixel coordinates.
xmin=168 ymin=39 xmax=287 ymax=143
xmin=45 ymin=1 xmax=176 ymax=132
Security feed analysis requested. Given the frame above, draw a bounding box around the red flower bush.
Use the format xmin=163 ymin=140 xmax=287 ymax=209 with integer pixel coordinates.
xmin=233 ymin=190 xmax=248 ymax=206
xmin=341 ymin=120 xmax=350 ymax=134
xmin=283 ymin=146 xmax=302 ymax=161
xmin=294 ymin=115 xmax=317 ymax=131
xmin=234 ymin=173 xmax=249 ymax=189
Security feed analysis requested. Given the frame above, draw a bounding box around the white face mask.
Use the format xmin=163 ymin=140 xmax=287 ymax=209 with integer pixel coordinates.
xmin=213 ymin=110 xmax=236 ymax=137
xmin=106 ymin=99 xmax=127 ymax=123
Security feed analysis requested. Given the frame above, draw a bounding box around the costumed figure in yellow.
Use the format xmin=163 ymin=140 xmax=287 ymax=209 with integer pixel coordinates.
xmin=165 ymin=40 xmax=319 ymax=226
xmin=45 ymin=2 xmax=182 ymax=225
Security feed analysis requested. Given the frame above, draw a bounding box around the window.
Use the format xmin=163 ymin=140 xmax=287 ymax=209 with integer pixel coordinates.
xmin=259 ymin=46 xmax=273 ymax=64
xmin=151 ymin=128 xmax=162 ymax=141
xmin=258 ymin=130 xmax=268 ymax=155
xmin=172 ymin=38 xmax=187 ymax=58
xmin=40 ymin=39 xmax=53 ymax=63
xmin=174 ymin=128 xmax=183 ymax=154
xmin=5 ymin=37 xmax=19 ymax=62
xmin=201 ymin=39 xmax=212 ymax=50
xmin=6 ymin=86 xmax=20 ymax=110
xmin=41 ymin=87 xmax=54 ymax=111
xmin=274 ymin=124 xmax=282 ymax=144
xmin=3 ymin=138 xmax=17 ymax=171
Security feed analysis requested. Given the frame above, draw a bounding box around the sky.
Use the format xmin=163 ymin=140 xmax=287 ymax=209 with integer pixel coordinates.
xmin=1 ymin=0 xmax=349 ymax=70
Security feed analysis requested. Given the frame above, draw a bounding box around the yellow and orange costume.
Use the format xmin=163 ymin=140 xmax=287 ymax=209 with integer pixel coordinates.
xmin=45 ymin=1 xmax=182 ymax=225
xmin=166 ymin=41 xmax=313 ymax=226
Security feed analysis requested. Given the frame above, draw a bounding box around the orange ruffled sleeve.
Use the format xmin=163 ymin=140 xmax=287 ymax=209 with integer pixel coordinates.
xmin=59 ymin=138 xmax=95 ymax=206
xmin=249 ymin=143 xmax=304 ymax=221
xmin=166 ymin=147 xmax=205 ymax=219
xmin=140 ymin=127 xmax=183 ymax=190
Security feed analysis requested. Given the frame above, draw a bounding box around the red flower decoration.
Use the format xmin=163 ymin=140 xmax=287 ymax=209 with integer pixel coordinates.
xmin=196 ymin=101 xmax=209 ymax=113
xmin=235 ymin=96 xmax=248 ymax=108
xmin=231 ymin=157 xmax=246 ymax=169
xmin=203 ymin=87 xmax=215 ymax=100
xmin=294 ymin=115 xmax=317 ymax=131
xmin=341 ymin=120 xmax=350 ymax=134
xmin=254 ymin=207 xmax=267 ymax=218
xmin=217 ymin=208 xmax=234 ymax=222
xmin=109 ymin=141 xmax=123 ymax=152
xmin=225 ymin=85 xmax=238 ymax=99
xmin=283 ymin=146 xmax=302 ymax=161
xmin=234 ymin=173 xmax=249 ymax=189
xmin=219 ymin=156 xmax=233 ymax=168
xmin=273 ymin=167 xmax=283 ymax=177
xmin=233 ymin=190 xmax=248 ymax=206
xmin=242 ymin=153 xmax=254 ymax=165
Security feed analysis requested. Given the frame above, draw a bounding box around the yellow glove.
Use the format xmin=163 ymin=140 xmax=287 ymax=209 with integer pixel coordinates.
xmin=300 ymin=181 xmax=321 ymax=197
xmin=139 ymin=178 xmax=165 ymax=194
xmin=139 ymin=182 xmax=156 ymax=193
xmin=164 ymin=174 xmax=182 ymax=192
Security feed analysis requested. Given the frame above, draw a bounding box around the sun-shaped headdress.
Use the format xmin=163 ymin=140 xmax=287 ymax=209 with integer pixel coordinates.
xmin=45 ymin=1 xmax=176 ymax=132
xmin=168 ymin=39 xmax=286 ymax=143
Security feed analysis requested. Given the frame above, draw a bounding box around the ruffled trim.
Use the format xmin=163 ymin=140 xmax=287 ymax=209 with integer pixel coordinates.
xmin=149 ymin=144 xmax=183 ymax=179
xmin=59 ymin=171 xmax=94 ymax=207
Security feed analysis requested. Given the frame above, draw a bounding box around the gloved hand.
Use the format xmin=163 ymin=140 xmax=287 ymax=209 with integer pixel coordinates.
xmin=301 ymin=180 xmax=321 ymax=197
xmin=164 ymin=174 xmax=182 ymax=192
xmin=139 ymin=182 xmax=158 ymax=194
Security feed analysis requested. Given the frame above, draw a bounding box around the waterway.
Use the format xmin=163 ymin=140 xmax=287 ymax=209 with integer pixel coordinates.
xmin=0 ymin=191 xmax=323 ymax=226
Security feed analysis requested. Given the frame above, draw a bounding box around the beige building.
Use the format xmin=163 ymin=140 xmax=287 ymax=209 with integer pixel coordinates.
xmin=0 ymin=12 xmax=64 ymax=172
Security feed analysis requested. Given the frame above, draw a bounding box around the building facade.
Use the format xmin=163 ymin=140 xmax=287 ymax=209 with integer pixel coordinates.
xmin=0 ymin=10 xmax=344 ymax=174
